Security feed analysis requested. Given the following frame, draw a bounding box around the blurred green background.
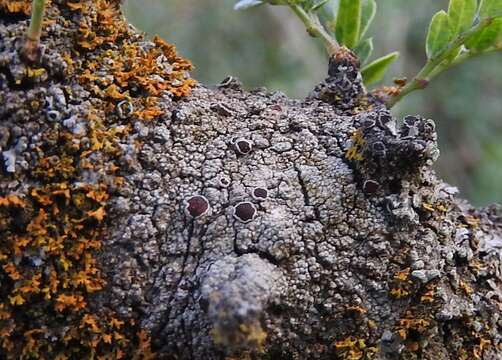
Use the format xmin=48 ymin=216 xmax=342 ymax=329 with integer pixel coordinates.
xmin=123 ymin=0 xmax=502 ymax=206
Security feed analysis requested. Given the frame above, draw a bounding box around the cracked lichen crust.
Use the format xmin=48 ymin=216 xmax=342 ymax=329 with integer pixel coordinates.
xmin=0 ymin=2 xmax=501 ymax=359
xmin=103 ymin=83 xmax=501 ymax=359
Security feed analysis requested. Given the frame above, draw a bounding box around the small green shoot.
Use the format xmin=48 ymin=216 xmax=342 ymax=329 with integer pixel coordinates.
xmin=386 ymin=0 xmax=502 ymax=107
xmin=234 ymin=0 xmax=399 ymax=87
xmin=22 ymin=0 xmax=46 ymax=63
xmin=235 ymin=0 xmax=502 ymax=108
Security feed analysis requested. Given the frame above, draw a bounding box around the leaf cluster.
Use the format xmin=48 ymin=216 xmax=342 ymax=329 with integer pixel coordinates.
xmin=386 ymin=0 xmax=502 ymax=107
xmin=234 ymin=0 xmax=502 ymax=107
xmin=427 ymin=0 xmax=502 ymax=63
xmin=234 ymin=0 xmax=399 ymax=86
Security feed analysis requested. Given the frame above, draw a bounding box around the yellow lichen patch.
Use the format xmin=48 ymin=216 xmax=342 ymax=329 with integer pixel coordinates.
xmin=211 ymin=322 xmax=267 ymax=354
xmin=389 ymin=267 xmax=413 ymax=299
xmin=462 ymin=214 xmax=480 ymax=228
xmin=0 ymin=0 xmax=192 ymax=357
xmin=26 ymin=67 xmax=47 ymax=78
xmin=240 ymin=323 xmax=268 ymax=352
xmin=74 ymin=0 xmax=128 ymax=50
xmin=334 ymin=336 xmax=377 ymax=360
xmin=0 ymin=0 xmax=31 ymax=15
xmin=76 ymin=34 xmax=195 ymax=121
xmin=390 ymin=288 xmax=410 ymax=299
xmin=422 ymin=201 xmax=449 ymax=214
xmin=395 ymin=311 xmax=431 ymax=344
xmin=346 ymin=130 xmax=365 ymax=161
xmin=0 ymin=194 xmax=26 ymax=207
xmin=459 ymin=280 xmax=473 ymax=296
xmin=420 ymin=283 xmax=437 ymax=303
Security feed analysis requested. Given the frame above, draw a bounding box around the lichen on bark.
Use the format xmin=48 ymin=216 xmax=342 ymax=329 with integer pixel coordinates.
xmin=0 ymin=1 xmax=501 ymax=360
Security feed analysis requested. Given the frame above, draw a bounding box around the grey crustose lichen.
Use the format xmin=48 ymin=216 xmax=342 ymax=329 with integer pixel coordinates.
xmin=100 ymin=81 xmax=501 ymax=358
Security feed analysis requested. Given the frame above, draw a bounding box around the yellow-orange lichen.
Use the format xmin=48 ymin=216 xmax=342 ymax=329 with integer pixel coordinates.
xmin=0 ymin=0 xmax=197 ymax=357
xmin=334 ymin=336 xmax=377 ymax=360
xmin=70 ymin=2 xmax=195 ymax=122
xmin=420 ymin=283 xmax=437 ymax=303
xmin=396 ymin=312 xmax=431 ymax=342
xmin=389 ymin=267 xmax=413 ymax=299
xmin=0 ymin=0 xmax=32 ymax=15
xmin=422 ymin=201 xmax=449 ymax=214
xmin=346 ymin=130 xmax=365 ymax=161
xmin=459 ymin=280 xmax=473 ymax=296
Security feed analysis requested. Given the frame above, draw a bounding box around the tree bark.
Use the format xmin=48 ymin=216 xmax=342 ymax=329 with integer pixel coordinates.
xmin=0 ymin=1 xmax=500 ymax=359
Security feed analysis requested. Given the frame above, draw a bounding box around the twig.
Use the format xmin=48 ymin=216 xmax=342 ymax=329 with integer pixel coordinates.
xmin=22 ymin=0 xmax=46 ymax=63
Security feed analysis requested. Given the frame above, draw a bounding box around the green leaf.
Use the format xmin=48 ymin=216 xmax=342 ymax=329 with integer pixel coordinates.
xmin=354 ymin=37 xmax=373 ymax=65
xmin=234 ymin=0 xmax=264 ymax=10
xmin=361 ymin=51 xmax=399 ymax=86
xmin=465 ymin=17 xmax=502 ymax=49
xmin=426 ymin=10 xmax=453 ymax=59
xmin=445 ymin=45 xmax=463 ymax=62
xmin=448 ymin=0 xmax=477 ymax=37
xmin=479 ymin=0 xmax=502 ymax=18
xmin=311 ymin=0 xmax=330 ymax=11
xmin=360 ymin=0 xmax=377 ymax=40
xmin=335 ymin=0 xmax=362 ymax=48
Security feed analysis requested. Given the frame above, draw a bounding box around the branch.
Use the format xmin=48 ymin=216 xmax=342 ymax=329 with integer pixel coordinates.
xmin=22 ymin=0 xmax=46 ymax=62
xmin=386 ymin=13 xmax=502 ymax=108
xmin=288 ymin=3 xmax=339 ymax=55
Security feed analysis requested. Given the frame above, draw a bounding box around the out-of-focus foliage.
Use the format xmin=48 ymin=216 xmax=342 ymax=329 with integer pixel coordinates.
xmin=383 ymin=0 xmax=502 ymax=107
xmin=234 ymin=0 xmax=400 ymax=86
xmin=123 ymin=0 xmax=502 ymax=206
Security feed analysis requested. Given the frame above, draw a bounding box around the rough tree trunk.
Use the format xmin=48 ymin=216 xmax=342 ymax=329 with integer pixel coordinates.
xmin=0 ymin=1 xmax=500 ymax=359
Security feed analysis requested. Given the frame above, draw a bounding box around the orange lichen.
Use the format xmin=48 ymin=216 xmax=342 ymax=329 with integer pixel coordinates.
xmin=0 ymin=194 xmax=26 ymax=207
xmin=334 ymin=336 xmax=377 ymax=360
xmin=371 ymin=86 xmax=401 ymax=103
xmin=394 ymin=268 xmax=410 ymax=281
xmin=345 ymin=305 xmax=368 ymax=314
xmin=0 ymin=0 xmax=194 ymax=357
xmin=459 ymin=280 xmax=473 ymax=296
xmin=346 ymin=130 xmax=365 ymax=161
xmin=395 ymin=311 xmax=432 ymax=351
xmin=70 ymin=2 xmax=195 ymax=122
xmin=473 ymin=338 xmax=492 ymax=359
xmin=74 ymin=0 xmax=128 ymax=50
xmin=0 ymin=102 xmax=154 ymax=358
xmin=420 ymin=283 xmax=437 ymax=303
xmin=422 ymin=201 xmax=449 ymax=214
xmin=55 ymin=294 xmax=87 ymax=312
xmin=0 ymin=0 xmax=32 ymax=15
xmin=389 ymin=267 xmax=413 ymax=299
xmin=133 ymin=330 xmax=157 ymax=360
